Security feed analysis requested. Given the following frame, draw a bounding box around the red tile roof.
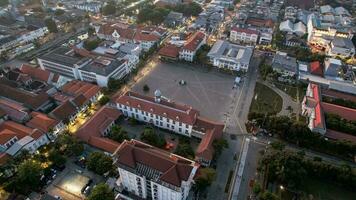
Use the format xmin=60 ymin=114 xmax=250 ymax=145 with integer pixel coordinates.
xmin=0 ymin=83 xmax=50 ymax=110
xmin=325 ymin=129 xmax=356 ymax=143
xmin=61 ymin=80 xmax=100 ymax=100
xmin=115 ymin=139 xmax=197 ymax=187
xmin=309 ymin=61 xmax=323 ymax=77
xmin=231 ymin=27 xmax=259 ymax=35
xmin=49 ymin=100 xmax=77 ymax=121
xmin=321 ymin=102 xmax=356 ymax=121
xmin=98 ymin=23 xmax=136 ymax=41
xmin=76 ymin=106 xmax=121 ymax=143
xmin=116 ymin=91 xmax=199 ymax=125
xmin=19 ymin=64 xmax=51 ymax=83
xmin=87 ymin=136 xmax=120 ymax=154
xmin=0 ymin=121 xmax=44 ymax=143
xmin=311 ymin=83 xmax=325 ymax=129
xmin=182 ymin=31 xmax=206 ymax=52
xmin=26 ymin=112 xmax=59 ymax=133
xmin=158 ymin=44 xmax=180 ymax=58
xmin=0 ymin=99 xmax=29 ymax=122
xmin=134 ymin=31 xmax=160 ymax=42
xmin=194 ymin=117 xmax=224 ymax=161
xmin=246 ymin=18 xmax=274 ymax=28
xmin=321 ymin=89 xmax=356 ymax=102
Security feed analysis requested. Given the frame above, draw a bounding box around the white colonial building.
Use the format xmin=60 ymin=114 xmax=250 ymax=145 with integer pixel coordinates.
xmin=179 ymin=32 xmax=206 ymax=62
xmin=115 ymin=139 xmax=199 ymax=200
xmin=207 ymin=40 xmax=253 ymax=71
xmin=230 ymin=27 xmax=259 ymax=44
xmin=116 ymin=91 xmax=198 ymax=137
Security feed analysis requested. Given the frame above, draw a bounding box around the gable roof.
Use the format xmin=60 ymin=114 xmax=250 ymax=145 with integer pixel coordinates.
xmin=87 ymin=136 xmax=121 ymax=154
xmin=26 ymin=112 xmax=59 ymax=133
xmin=0 ymin=83 xmax=50 ymax=110
xmin=0 ymin=121 xmax=44 ymax=142
xmin=158 ymin=44 xmax=180 ymax=58
xmin=194 ymin=116 xmax=224 ymax=161
xmin=321 ymin=102 xmax=356 ymax=121
xmin=182 ymin=32 xmax=205 ymax=51
xmin=115 ymin=139 xmax=196 ymax=187
xmin=309 ymin=61 xmax=323 ymax=77
xmin=60 ymin=80 xmax=100 ymax=100
xmin=76 ymin=106 xmax=121 ymax=142
xmin=49 ymin=100 xmax=77 ymax=121
xmin=231 ymin=27 xmax=259 ymax=35
xmin=19 ymin=64 xmax=51 ymax=83
xmin=116 ymin=91 xmax=199 ymax=125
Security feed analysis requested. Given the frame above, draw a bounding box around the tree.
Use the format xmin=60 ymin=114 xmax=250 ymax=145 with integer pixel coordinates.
xmin=55 ymin=9 xmax=65 ymax=16
xmin=259 ymin=63 xmax=273 ymax=80
xmin=253 ymin=182 xmax=262 ymax=195
xmin=16 ymin=160 xmax=43 ymax=192
xmin=56 ymin=134 xmax=84 ymax=156
xmin=194 ymin=168 xmax=216 ymax=193
xmin=102 ymin=1 xmax=116 ymax=16
xmin=99 ymin=95 xmax=110 ymax=106
xmin=88 ymin=27 xmax=96 ymax=37
xmin=0 ymin=0 xmax=9 ymax=7
xmin=88 ymin=183 xmax=115 ymax=200
xmin=109 ymin=125 xmax=129 ymax=143
xmin=83 ymin=39 xmax=101 ymax=51
xmin=175 ymin=143 xmax=195 ymax=159
xmin=87 ymin=152 xmax=113 ymax=175
xmin=45 ymin=18 xmax=58 ymax=33
xmin=140 ymin=128 xmax=166 ymax=148
xmin=143 ymin=84 xmax=150 ymax=92
xmin=213 ymin=138 xmax=228 ymax=158
xmin=259 ymin=191 xmax=280 ymax=200
xmin=48 ymin=149 xmax=66 ymax=166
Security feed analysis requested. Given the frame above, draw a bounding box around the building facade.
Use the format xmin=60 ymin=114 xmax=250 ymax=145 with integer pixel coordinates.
xmin=115 ymin=139 xmax=199 ymax=200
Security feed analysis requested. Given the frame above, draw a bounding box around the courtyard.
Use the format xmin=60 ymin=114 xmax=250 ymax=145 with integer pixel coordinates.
xmin=131 ymin=61 xmax=238 ymax=121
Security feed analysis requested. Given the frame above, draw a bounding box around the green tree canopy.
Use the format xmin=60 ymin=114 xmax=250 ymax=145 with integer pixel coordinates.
xmin=109 ymin=125 xmax=130 ymax=143
xmin=55 ymin=134 xmax=84 ymax=156
xmin=0 ymin=0 xmax=9 ymax=7
xmin=48 ymin=149 xmax=66 ymax=166
xmin=102 ymin=1 xmax=117 ymax=16
xmin=175 ymin=143 xmax=195 ymax=159
xmin=17 ymin=160 xmax=43 ymax=192
xmin=88 ymin=183 xmax=115 ymax=200
xmin=99 ymin=95 xmax=110 ymax=106
xmin=87 ymin=152 xmax=113 ymax=175
xmin=83 ymin=38 xmax=101 ymax=51
xmin=45 ymin=18 xmax=58 ymax=33
xmin=140 ymin=128 xmax=166 ymax=148
xmin=194 ymin=168 xmax=216 ymax=193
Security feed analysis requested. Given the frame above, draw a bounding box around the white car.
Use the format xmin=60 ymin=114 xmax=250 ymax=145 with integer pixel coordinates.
xmin=54 ymin=195 xmax=62 ymax=200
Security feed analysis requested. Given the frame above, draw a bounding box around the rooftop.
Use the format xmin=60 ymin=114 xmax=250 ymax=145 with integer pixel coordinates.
xmin=26 ymin=112 xmax=59 ymax=133
xmin=182 ymin=32 xmax=206 ymax=52
xmin=80 ymin=56 xmax=127 ymax=76
xmin=116 ymin=91 xmax=199 ymax=125
xmin=39 ymin=47 xmax=90 ymax=67
xmin=60 ymin=80 xmax=101 ymax=100
xmin=0 ymin=83 xmax=50 ymax=110
xmin=115 ymin=139 xmax=197 ymax=187
xmin=207 ymin=40 xmax=253 ymax=65
xmin=76 ymin=106 xmax=121 ymax=143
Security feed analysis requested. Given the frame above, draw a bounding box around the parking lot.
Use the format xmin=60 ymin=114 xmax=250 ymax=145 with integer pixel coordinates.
xmin=45 ymin=158 xmax=104 ymax=200
xmin=132 ymin=61 xmax=238 ymax=121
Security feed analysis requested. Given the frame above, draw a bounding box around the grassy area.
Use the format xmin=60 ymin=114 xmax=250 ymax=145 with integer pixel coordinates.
xmin=299 ymin=178 xmax=356 ymax=200
xmin=250 ymin=82 xmax=283 ymax=115
xmin=272 ymin=82 xmax=304 ymax=102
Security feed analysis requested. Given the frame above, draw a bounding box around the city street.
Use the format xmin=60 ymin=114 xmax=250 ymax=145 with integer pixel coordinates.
xmin=207 ymin=54 xmax=262 ymax=200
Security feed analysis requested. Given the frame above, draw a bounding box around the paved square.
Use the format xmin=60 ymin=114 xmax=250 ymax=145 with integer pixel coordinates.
xmin=56 ymin=171 xmax=90 ymax=197
xmin=132 ymin=62 xmax=237 ymax=121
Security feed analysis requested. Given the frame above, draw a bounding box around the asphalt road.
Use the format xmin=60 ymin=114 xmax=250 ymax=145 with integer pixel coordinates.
xmin=206 ymin=54 xmax=261 ymax=200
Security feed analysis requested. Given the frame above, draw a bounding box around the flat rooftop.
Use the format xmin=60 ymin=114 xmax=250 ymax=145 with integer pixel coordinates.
xmin=80 ymin=57 xmax=126 ymax=76
xmin=39 ymin=47 xmax=90 ymax=67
